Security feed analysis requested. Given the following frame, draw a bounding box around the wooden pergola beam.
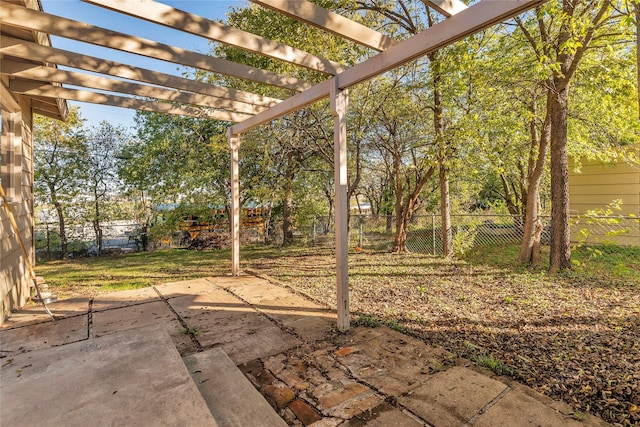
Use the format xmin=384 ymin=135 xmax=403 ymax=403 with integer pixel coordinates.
xmin=83 ymin=0 xmax=346 ymax=75
xmin=9 ymin=81 xmax=251 ymax=122
xmin=250 ymin=0 xmax=398 ymax=52
xmin=230 ymin=0 xmax=545 ymax=135
xmin=0 ymin=36 xmax=281 ymax=108
xmin=0 ymin=2 xmax=306 ymax=93
xmin=1 ymin=61 xmax=266 ymax=115
xmin=423 ymin=0 xmax=468 ymax=17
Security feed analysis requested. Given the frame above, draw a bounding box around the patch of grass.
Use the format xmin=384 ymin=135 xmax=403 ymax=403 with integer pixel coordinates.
xmin=387 ymin=319 xmax=408 ymax=333
xmin=355 ymin=314 xmax=382 ymax=328
xmin=472 ymin=354 xmax=515 ymax=376
xmin=569 ymin=245 xmax=640 ymax=285
xmin=182 ymin=326 xmax=202 ymax=336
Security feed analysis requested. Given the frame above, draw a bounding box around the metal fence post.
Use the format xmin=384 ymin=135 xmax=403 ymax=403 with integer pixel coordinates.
xmin=432 ymin=214 xmax=436 ymax=256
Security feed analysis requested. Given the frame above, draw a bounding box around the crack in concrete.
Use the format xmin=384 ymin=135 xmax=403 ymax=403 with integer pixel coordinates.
xmin=152 ymin=286 xmax=203 ymax=352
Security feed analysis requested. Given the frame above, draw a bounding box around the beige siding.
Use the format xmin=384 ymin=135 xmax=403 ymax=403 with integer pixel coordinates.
xmin=569 ymin=160 xmax=640 ymax=216
xmin=569 ymin=159 xmax=640 ymax=246
xmin=1 ymin=91 xmax=34 ymax=324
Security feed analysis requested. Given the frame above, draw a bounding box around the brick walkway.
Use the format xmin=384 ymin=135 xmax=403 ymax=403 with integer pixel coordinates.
xmin=0 ymin=276 xmax=611 ymax=427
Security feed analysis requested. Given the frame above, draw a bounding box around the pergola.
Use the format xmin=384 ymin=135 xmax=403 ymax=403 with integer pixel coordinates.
xmin=1 ymin=0 xmax=543 ymax=330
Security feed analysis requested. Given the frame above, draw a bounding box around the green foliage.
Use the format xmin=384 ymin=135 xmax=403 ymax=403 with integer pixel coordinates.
xmin=356 ymin=314 xmax=382 ymax=328
xmin=34 ymin=107 xmax=86 ymax=206
xmin=472 ymin=354 xmax=515 ymax=376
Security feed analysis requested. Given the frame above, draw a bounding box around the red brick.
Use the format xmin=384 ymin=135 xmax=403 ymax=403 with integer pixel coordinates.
xmin=289 ymin=399 xmax=322 ymax=426
xmin=334 ymin=346 xmax=360 ymax=357
xmin=263 ymin=383 xmax=296 ymax=409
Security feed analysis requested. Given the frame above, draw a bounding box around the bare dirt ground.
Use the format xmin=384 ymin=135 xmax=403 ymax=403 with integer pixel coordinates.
xmin=247 ymin=248 xmax=640 ymax=426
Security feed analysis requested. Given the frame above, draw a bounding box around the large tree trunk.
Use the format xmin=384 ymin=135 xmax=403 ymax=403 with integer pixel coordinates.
xmin=548 ymin=83 xmax=572 ymax=273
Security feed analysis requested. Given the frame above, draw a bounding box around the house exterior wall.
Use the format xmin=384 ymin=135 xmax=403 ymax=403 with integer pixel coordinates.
xmin=569 ymin=158 xmax=640 ymax=246
xmin=1 ymin=82 xmax=34 ymax=324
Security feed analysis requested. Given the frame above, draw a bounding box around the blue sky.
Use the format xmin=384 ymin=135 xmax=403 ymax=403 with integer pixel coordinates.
xmin=41 ymin=0 xmax=245 ymax=129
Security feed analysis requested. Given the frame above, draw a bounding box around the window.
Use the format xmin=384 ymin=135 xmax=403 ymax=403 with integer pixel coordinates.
xmin=0 ymin=108 xmax=23 ymax=203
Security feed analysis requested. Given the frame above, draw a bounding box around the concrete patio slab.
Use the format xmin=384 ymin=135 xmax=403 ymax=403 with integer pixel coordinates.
xmin=0 ymin=327 xmax=218 ymax=427
xmin=184 ymin=347 xmax=288 ymax=427
xmin=335 ymin=327 xmax=453 ymax=397
xmin=213 ymin=276 xmax=335 ymax=342
xmin=0 ymin=297 xmax=90 ymax=329
xmin=91 ymin=287 xmax=160 ymax=311
xmin=0 ymin=315 xmax=87 ymax=357
xmin=345 ymin=403 xmax=423 ymax=427
xmin=167 ymin=287 xmax=251 ymax=319
xmin=398 ymin=366 xmax=508 ymax=426
xmin=90 ymin=300 xmax=175 ymax=337
xmin=0 ymin=276 xmax=613 ymax=427
xmin=218 ymin=325 xmax=301 ymax=365
xmin=155 ymin=277 xmax=220 ymax=299
xmin=472 ymin=387 xmax=601 ymax=427
xmin=167 ymin=290 xmax=301 ymax=363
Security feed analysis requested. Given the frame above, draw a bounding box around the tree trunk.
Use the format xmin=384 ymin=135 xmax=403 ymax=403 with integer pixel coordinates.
xmin=53 ymin=198 xmax=68 ymax=260
xmin=548 ymin=84 xmax=572 ymax=273
xmin=636 ymin=2 xmax=640 ymax=119
xmin=518 ymin=98 xmax=550 ymax=264
xmin=439 ymin=163 xmax=453 ymax=259
xmin=281 ymin=150 xmax=298 ymax=247
xmin=394 ymin=166 xmax=436 ymax=253
xmin=282 ymin=190 xmax=294 ymax=246
xmin=93 ymin=191 xmax=102 ymax=257
xmin=392 ymin=151 xmax=406 ymax=252
xmin=499 ymin=173 xmax=520 ymax=217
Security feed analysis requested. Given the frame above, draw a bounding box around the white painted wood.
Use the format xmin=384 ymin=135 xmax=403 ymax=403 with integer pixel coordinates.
xmin=0 ymin=2 xmax=306 ymax=92
xmin=83 ymin=0 xmax=345 ymax=75
xmin=330 ymin=78 xmax=350 ymax=331
xmin=0 ymin=82 xmax=21 ymax=112
xmin=251 ymin=0 xmax=397 ymax=51
xmin=1 ymin=63 xmax=266 ymax=115
xmin=423 ymin=0 xmax=468 ymax=17
xmin=231 ymin=80 xmax=332 ymax=135
xmin=8 ymin=83 xmax=251 ymax=122
xmin=0 ymin=36 xmax=283 ymax=106
xmin=228 ymin=133 xmax=241 ymax=276
xmin=231 ymin=0 xmax=543 ymax=135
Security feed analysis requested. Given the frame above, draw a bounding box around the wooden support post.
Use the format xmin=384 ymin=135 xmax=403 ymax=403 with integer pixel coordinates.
xmin=330 ymin=78 xmax=349 ymax=331
xmin=229 ymin=132 xmax=240 ymax=276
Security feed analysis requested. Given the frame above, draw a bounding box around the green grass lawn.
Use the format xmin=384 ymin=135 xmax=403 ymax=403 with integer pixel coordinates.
xmin=36 ymin=249 xmax=232 ymax=298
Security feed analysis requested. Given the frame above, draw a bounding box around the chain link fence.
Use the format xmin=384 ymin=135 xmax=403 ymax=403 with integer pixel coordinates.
xmin=36 ymin=213 xmax=639 ymax=264
xmin=35 ymin=221 xmax=141 ymax=260
xmin=299 ymin=213 xmax=640 ymax=256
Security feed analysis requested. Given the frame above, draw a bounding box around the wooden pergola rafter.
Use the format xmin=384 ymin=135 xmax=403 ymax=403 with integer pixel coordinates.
xmin=0 ymin=0 xmax=545 ymax=330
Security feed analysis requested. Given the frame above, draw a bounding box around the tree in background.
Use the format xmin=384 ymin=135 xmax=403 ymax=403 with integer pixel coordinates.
xmin=81 ymin=121 xmax=129 ymax=256
xmin=511 ymin=0 xmax=633 ymax=271
xmin=33 ymin=107 xmax=85 ymax=259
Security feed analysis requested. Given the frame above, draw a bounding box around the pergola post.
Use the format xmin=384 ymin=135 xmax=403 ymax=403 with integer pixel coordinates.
xmin=330 ymin=77 xmax=349 ymax=331
xmin=228 ymin=131 xmax=241 ymax=276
